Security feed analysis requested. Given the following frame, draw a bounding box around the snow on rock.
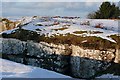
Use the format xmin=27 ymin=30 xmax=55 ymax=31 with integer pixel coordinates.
xmin=0 ymin=28 xmax=18 ymax=35
xmin=0 ymin=58 xmax=70 ymax=78
xmin=1 ymin=17 xmax=119 ymax=43
xmin=20 ymin=16 xmax=33 ymax=25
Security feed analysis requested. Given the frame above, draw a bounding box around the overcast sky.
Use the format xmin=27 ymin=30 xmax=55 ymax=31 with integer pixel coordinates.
xmin=1 ymin=0 xmax=120 ymax=18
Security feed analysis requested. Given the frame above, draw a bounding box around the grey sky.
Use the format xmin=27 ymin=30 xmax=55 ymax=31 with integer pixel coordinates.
xmin=1 ymin=1 xmax=120 ymax=18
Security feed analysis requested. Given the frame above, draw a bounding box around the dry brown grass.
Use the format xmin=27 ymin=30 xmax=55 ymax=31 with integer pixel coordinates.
xmin=95 ymin=23 xmax=103 ymax=28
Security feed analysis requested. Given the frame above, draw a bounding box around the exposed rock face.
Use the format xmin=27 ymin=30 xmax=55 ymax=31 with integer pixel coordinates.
xmin=1 ymin=38 xmax=120 ymax=78
xmin=70 ymin=56 xmax=111 ymax=78
xmin=27 ymin=41 xmax=71 ymax=56
xmin=1 ymin=39 xmax=70 ymax=74
xmin=2 ymin=38 xmax=26 ymax=54
xmin=70 ymin=45 xmax=117 ymax=78
xmin=71 ymin=45 xmax=115 ymax=62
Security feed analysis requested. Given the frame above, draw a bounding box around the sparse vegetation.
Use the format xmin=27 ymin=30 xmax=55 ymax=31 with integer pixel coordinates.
xmin=52 ymin=27 xmax=68 ymax=31
xmin=0 ymin=34 xmax=2 ymax=38
xmin=36 ymin=29 xmax=42 ymax=31
xmin=73 ymin=31 xmax=87 ymax=34
xmin=0 ymin=53 xmax=2 ymax=58
xmin=2 ymin=29 xmax=116 ymax=50
xmin=80 ymin=21 xmax=90 ymax=25
xmin=73 ymin=31 xmax=103 ymax=34
xmin=89 ymin=31 xmax=103 ymax=34
xmin=35 ymin=24 xmax=43 ymax=26
xmin=95 ymin=23 xmax=103 ymax=28
xmin=2 ymin=29 xmax=40 ymax=42
xmin=109 ymin=35 xmax=120 ymax=48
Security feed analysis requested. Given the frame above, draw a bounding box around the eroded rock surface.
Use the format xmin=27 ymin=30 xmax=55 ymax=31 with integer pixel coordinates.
xmin=1 ymin=38 xmax=120 ymax=78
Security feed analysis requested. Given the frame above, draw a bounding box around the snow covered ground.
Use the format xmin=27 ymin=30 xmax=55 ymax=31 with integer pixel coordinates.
xmin=0 ymin=58 xmax=71 ymax=78
xmin=1 ymin=16 xmax=119 ymax=43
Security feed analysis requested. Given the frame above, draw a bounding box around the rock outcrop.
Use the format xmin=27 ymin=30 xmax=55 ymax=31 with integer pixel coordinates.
xmin=1 ymin=38 xmax=120 ymax=78
xmin=71 ymin=45 xmax=115 ymax=62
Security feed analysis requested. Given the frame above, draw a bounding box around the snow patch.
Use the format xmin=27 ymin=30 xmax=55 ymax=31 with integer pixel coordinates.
xmin=0 ymin=58 xmax=70 ymax=78
xmin=97 ymin=74 xmax=119 ymax=78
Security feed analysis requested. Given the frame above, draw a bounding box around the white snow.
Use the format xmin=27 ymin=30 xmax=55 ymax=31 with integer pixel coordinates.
xmin=1 ymin=17 xmax=119 ymax=43
xmin=96 ymin=74 xmax=120 ymax=78
xmin=20 ymin=16 xmax=33 ymax=25
xmin=0 ymin=58 xmax=70 ymax=78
